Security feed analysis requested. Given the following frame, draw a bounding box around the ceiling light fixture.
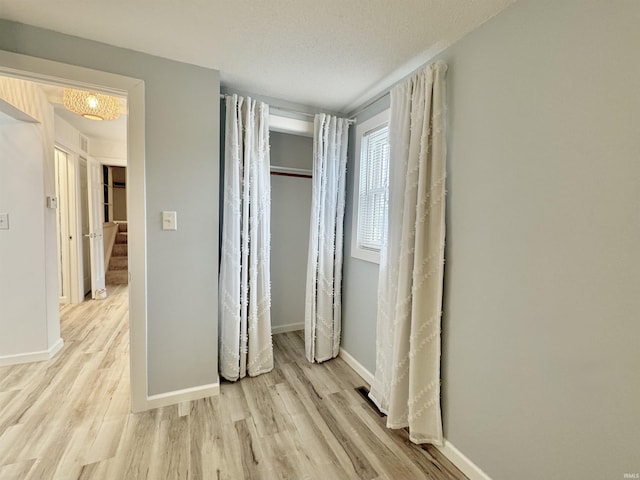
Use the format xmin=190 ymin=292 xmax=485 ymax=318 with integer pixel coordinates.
xmin=62 ymin=88 xmax=121 ymax=121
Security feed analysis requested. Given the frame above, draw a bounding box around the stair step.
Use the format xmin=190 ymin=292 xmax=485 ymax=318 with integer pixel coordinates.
xmin=112 ymin=244 xmax=128 ymax=256
xmin=115 ymin=232 xmax=128 ymax=244
xmin=109 ymin=256 xmax=128 ymax=270
xmin=116 ymin=221 xmax=128 ymax=233
xmin=106 ymin=269 xmax=128 ymax=285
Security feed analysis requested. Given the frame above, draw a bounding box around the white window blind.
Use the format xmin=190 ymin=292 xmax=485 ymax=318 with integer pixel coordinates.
xmin=351 ymin=109 xmax=390 ymax=264
xmin=358 ymin=124 xmax=389 ymax=252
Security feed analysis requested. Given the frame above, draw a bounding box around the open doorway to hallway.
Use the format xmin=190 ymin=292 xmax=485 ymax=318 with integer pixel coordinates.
xmin=44 ymin=81 xmax=129 ymax=306
xmin=0 ymin=71 xmax=135 ymax=404
xmin=0 ymin=51 xmax=147 ymax=412
xmin=31 ymin=77 xmax=131 ymax=342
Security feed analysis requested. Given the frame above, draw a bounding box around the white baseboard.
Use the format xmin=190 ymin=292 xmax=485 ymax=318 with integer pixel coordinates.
xmin=272 ymin=322 xmax=304 ymax=334
xmin=339 ymin=347 xmax=374 ymax=387
xmin=436 ymin=440 xmax=492 ymax=480
xmin=146 ymin=382 xmax=220 ymax=410
xmin=337 ymin=347 xmax=490 ymax=480
xmin=49 ymin=337 xmax=64 ymax=359
xmin=0 ymin=337 xmax=64 ymax=366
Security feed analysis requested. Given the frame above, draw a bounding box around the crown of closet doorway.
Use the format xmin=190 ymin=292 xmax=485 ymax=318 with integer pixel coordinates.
xmin=220 ymin=93 xmax=354 ymax=179
xmin=219 ymin=93 xmax=355 ymax=138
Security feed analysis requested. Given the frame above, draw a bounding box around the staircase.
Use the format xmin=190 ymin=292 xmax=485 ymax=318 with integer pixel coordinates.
xmin=106 ymin=221 xmax=128 ymax=285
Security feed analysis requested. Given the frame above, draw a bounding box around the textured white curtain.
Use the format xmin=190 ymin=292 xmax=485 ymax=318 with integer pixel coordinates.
xmin=219 ymin=94 xmax=273 ymax=381
xmin=369 ymin=62 xmax=448 ymax=445
xmin=305 ymin=114 xmax=350 ymax=363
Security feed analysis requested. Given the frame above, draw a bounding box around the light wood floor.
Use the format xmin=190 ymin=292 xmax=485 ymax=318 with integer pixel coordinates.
xmin=0 ymin=286 xmax=467 ymax=480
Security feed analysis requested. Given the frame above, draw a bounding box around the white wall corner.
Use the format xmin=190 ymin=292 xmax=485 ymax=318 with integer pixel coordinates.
xmin=48 ymin=337 xmax=64 ymax=359
xmin=145 ymin=382 xmax=220 ymax=410
xmin=0 ymin=337 xmax=63 ymax=367
xmin=435 ymin=440 xmax=493 ymax=480
xmin=338 ymin=347 xmax=374 ymax=387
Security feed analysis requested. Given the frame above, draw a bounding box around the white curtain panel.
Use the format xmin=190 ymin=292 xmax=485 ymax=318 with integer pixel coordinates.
xmin=305 ymin=114 xmax=350 ymax=363
xmin=369 ymin=62 xmax=448 ymax=445
xmin=219 ymin=94 xmax=273 ymax=381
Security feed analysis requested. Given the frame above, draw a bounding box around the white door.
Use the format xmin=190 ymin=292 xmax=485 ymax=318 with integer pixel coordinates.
xmin=87 ymin=157 xmax=107 ymax=299
xmin=54 ymin=148 xmax=71 ymax=304
xmin=79 ymin=158 xmax=92 ymax=296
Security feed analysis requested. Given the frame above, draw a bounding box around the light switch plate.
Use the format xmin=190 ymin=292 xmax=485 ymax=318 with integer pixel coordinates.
xmin=162 ymin=211 xmax=177 ymax=231
xmin=0 ymin=213 xmax=8 ymax=230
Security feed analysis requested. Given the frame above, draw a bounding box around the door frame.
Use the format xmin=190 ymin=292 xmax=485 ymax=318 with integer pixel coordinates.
xmin=77 ymin=156 xmax=92 ymax=299
xmin=86 ymin=155 xmax=107 ymax=300
xmin=54 ymin=144 xmax=89 ymax=305
xmin=0 ymin=50 xmax=148 ymax=413
xmin=54 ymin=147 xmax=72 ymax=304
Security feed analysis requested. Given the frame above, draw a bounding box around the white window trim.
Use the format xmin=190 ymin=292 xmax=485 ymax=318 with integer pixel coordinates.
xmin=351 ymin=109 xmax=390 ymax=264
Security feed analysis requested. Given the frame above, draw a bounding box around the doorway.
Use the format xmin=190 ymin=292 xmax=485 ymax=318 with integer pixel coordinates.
xmin=79 ymin=157 xmax=91 ymax=297
xmin=0 ymin=51 xmax=148 ymax=412
xmin=52 ymin=106 xmax=120 ymax=302
xmin=54 ymin=147 xmax=73 ymax=304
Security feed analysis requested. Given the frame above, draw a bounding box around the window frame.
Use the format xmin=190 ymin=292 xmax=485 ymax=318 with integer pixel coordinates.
xmin=351 ymin=109 xmax=390 ymax=264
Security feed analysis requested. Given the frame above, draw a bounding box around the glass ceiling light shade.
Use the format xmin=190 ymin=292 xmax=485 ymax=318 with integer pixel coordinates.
xmin=62 ymin=88 xmax=121 ymax=121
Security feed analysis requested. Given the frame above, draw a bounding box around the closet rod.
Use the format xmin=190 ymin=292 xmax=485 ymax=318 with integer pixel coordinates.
xmin=270 ymin=171 xmax=311 ymax=179
xmin=219 ymin=94 xmax=355 ymax=124
xmin=270 ymin=166 xmax=312 ymax=178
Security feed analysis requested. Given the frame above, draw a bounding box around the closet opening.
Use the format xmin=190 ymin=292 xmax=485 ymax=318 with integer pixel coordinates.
xmin=269 ymin=131 xmax=313 ymax=335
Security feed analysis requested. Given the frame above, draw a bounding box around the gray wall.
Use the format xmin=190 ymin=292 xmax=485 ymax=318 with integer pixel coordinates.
xmin=270 ymin=132 xmax=313 ymax=329
xmin=440 ymin=2 xmax=640 ymax=478
xmin=0 ymin=20 xmax=220 ymax=396
xmin=342 ymin=95 xmax=389 ymax=374
xmin=270 ymin=132 xmax=313 ymax=170
xmin=343 ymin=1 xmax=640 ymax=478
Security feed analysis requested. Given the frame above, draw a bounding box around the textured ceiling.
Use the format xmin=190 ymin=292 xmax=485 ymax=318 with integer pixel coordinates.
xmin=0 ymin=0 xmax=514 ymax=112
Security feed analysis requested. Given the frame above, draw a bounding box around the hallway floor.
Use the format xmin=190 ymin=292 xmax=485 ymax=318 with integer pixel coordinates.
xmin=0 ymin=286 xmax=466 ymax=479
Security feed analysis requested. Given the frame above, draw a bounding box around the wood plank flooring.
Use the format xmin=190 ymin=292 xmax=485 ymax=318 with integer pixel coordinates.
xmin=0 ymin=286 xmax=467 ymax=479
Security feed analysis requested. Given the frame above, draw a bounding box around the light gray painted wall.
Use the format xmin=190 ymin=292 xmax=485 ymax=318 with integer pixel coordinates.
xmin=341 ymin=95 xmax=389 ymax=374
xmin=343 ymin=1 xmax=640 ymax=478
xmin=270 ymin=132 xmax=312 ymax=329
xmin=271 ymin=132 xmax=313 ymax=170
xmin=0 ymin=20 xmax=220 ymax=395
xmin=439 ymin=2 xmax=640 ymax=478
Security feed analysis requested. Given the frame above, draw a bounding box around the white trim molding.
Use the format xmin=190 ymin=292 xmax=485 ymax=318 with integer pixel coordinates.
xmin=337 ymin=347 xmax=491 ymax=480
xmin=339 ymin=348 xmax=374 ymax=387
xmin=350 ymin=109 xmax=390 ymax=264
xmin=269 ymin=113 xmax=313 ymax=137
xmin=146 ymin=383 xmax=220 ymax=410
xmin=0 ymin=338 xmax=63 ymax=367
xmin=435 ymin=440 xmax=493 ymax=480
xmin=337 ymin=347 xmax=492 ymax=479
xmin=272 ymin=322 xmax=304 ymax=335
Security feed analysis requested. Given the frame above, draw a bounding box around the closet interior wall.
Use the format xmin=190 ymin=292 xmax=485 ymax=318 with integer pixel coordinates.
xmin=269 ymin=131 xmax=313 ymax=333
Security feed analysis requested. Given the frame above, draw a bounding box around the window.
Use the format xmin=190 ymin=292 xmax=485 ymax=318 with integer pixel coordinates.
xmin=351 ymin=109 xmax=390 ymax=264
